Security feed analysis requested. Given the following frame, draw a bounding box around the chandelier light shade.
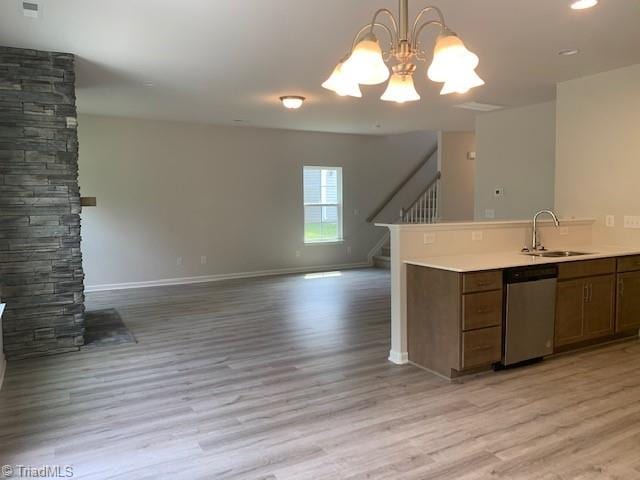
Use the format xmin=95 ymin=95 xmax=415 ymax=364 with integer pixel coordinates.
xmin=342 ymin=33 xmax=390 ymax=85
xmin=322 ymin=62 xmax=363 ymax=97
xmin=323 ymin=0 xmax=484 ymax=104
xmin=427 ymin=31 xmax=479 ymax=83
xmin=440 ymin=70 xmax=485 ymax=95
xmin=381 ymin=73 xmax=421 ymax=103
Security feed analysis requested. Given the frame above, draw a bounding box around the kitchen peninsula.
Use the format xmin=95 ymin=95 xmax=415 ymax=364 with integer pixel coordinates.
xmin=377 ymin=218 xmax=640 ymax=378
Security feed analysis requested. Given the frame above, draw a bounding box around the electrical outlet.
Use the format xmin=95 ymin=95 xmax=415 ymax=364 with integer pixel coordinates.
xmin=624 ymin=216 xmax=640 ymax=229
xmin=559 ymin=227 xmax=569 ymax=236
xmin=295 ymin=250 xmax=301 ymax=258
xmin=347 ymin=245 xmax=352 ymax=255
xmin=484 ymin=209 xmax=495 ymax=219
xmin=176 ymin=257 xmax=183 ymax=266
xmin=471 ymin=231 xmax=483 ymax=241
xmin=606 ymin=215 xmax=615 ymax=227
xmin=423 ymin=233 xmax=436 ymax=245
xmin=200 ymin=256 xmax=207 ymax=265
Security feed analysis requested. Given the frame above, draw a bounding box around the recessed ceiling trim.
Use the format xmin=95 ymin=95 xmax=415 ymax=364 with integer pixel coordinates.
xmin=558 ymin=48 xmax=580 ymax=56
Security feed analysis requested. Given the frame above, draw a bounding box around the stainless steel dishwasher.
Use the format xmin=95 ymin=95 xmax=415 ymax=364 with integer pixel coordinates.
xmin=503 ymin=265 xmax=557 ymax=366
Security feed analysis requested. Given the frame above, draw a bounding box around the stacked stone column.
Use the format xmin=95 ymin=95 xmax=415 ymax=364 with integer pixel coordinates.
xmin=0 ymin=46 xmax=85 ymax=360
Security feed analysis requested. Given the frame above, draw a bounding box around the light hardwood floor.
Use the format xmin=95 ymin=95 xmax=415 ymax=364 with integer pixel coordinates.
xmin=1 ymin=268 xmax=640 ymax=479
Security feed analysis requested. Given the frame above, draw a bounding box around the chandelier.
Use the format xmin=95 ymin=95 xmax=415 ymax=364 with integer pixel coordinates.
xmin=322 ymin=0 xmax=484 ymax=103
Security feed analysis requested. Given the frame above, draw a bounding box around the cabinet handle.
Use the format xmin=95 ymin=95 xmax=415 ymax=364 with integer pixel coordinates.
xmin=583 ymin=284 xmax=589 ymax=302
xmin=476 ymin=308 xmax=493 ymax=314
xmin=589 ymin=284 xmax=593 ymax=303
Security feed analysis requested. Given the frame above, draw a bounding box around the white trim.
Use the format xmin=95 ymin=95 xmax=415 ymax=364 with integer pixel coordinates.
xmin=388 ymin=350 xmax=408 ymax=365
xmin=0 ymin=304 xmax=5 ymax=392
xmin=375 ymin=218 xmax=595 ymax=231
xmin=85 ymin=261 xmax=373 ymax=293
xmin=0 ymin=353 xmax=5 ymax=393
xmin=304 ymin=240 xmax=345 ymax=246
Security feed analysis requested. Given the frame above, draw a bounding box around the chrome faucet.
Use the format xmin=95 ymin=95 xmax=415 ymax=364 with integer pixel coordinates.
xmin=528 ymin=210 xmax=560 ymax=252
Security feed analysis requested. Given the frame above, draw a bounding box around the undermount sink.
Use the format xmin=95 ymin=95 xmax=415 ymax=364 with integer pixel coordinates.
xmin=523 ymin=250 xmax=592 ymax=258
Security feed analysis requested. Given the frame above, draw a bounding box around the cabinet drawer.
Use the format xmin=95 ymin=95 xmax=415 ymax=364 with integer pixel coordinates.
xmin=462 ymin=270 xmax=502 ymax=293
xmin=617 ymin=255 xmax=640 ymax=273
xmin=462 ymin=291 xmax=503 ymax=331
xmin=558 ymin=259 xmax=616 ymax=280
xmin=462 ymin=327 xmax=502 ymax=369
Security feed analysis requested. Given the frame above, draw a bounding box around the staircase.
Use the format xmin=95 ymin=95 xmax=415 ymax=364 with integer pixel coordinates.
xmin=372 ymin=173 xmax=441 ymax=269
xmin=373 ymin=243 xmax=391 ymax=269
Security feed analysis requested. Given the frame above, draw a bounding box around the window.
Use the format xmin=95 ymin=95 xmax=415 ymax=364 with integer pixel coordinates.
xmin=303 ymin=166 xmax=343 ymax=243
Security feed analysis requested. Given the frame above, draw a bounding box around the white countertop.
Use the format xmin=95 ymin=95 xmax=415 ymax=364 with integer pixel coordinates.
xmin=404 ymin=245 xmax=640 ymax=273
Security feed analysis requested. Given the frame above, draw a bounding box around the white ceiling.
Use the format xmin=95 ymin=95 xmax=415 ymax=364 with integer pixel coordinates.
xmin=1 ymin=0 xmax=639 ymax=134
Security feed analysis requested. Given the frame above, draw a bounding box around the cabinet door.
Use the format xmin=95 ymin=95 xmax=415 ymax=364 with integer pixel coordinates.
xmin=617 ymin=271 xmax=640 ymax=332
xmin=583 ymin=275 xmax=615 ymax=338
xmin=555 ymin=279 xmax=585 ymax=347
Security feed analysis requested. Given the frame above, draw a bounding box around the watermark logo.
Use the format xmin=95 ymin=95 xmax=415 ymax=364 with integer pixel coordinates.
xmin=1 ymin=465 xmax=74 ymax=478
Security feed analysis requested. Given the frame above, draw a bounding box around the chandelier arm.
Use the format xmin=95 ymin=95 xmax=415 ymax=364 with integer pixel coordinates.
xmin=411 ymin=6 xmax=446 ymax=44
xmin=412 ymin=20 xmax=444 ymax=49
xmin=369 ymin=8 xmax=399 ymax=41
xmin=351 ymin=22 xmax=397 ymax=52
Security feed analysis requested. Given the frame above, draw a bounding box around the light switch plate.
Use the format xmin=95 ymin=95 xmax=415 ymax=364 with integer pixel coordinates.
xmin=606 ymin=215 xmax=615 ymax=227
xmin=423 ymin=233 xmax=436 ymax=245
xmin=624 ymin=216 xmax=640 ymax=229
xmin=472 ymin=231 xmax=483 ymax=241
xmin=484 ymin=209 xmax=495 ymax=219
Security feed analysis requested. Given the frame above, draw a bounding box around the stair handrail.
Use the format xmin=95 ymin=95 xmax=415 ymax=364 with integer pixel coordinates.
xmin=400 ymin=172 xmax=441 ymax=224
xmin=366 ymin=145 xmax=438 ymax=223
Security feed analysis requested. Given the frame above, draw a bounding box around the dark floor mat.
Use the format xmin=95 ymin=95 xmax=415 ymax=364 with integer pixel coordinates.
xmin=82 ymin=309 xmax=137 ymax=349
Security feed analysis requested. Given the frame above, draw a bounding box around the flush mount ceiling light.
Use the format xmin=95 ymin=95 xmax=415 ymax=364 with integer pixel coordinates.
xmin=570 ymin=0 xmax=598 ymax=10
xmin=322 ymin=0 xmax=484 ymax=104
xmin=280 ymin=96 xmax=306 ymax=109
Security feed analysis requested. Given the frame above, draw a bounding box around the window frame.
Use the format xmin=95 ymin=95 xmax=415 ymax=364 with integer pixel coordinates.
xmin=302 ymin=166 xmax=344 ymax=244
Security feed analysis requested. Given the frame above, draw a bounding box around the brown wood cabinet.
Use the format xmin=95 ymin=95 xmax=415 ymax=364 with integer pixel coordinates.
xmin=555 ymin=259 xmax=616 ymax=349
xmin=616 ymin=256 xmax=640 ymax=333
xmin=407 ymin=265 xmax=502 ymax=378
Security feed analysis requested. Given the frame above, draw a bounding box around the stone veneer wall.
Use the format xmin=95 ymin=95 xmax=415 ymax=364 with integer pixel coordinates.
xmin=0 ymin=46 xmax=85 ymax=360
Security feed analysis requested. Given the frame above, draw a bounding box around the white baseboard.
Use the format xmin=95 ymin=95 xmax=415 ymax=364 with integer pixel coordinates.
xmin=85 ymin=261 xmax=373 ymax=293
xmin=388 ymin=350 xmax=409 ymax=365
xmin=0 ymin=353 xmax=5 ymax=393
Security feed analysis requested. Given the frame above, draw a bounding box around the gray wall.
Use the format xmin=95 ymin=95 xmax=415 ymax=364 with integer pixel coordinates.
xmin=474 ymin=102 xmax=556 ymax=220
xmin=0 ymin=46 xmax=85 ymax=360
xmin=78 ymin=115 xmax=435 ymax=288
xmin=556 ymin=64 xmax=640 ymax=246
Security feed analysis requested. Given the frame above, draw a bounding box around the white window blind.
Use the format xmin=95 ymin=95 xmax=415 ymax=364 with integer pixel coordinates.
xmin=303 ymin=166 xmax=343 ymax=243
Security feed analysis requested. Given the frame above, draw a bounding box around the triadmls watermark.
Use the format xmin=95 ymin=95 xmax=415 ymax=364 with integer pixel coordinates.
xmin=1 ymin=464 xmax=74 ymax=478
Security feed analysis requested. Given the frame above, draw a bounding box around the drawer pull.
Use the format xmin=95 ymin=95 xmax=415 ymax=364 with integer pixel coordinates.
xmin=476 ymin=308 xmax=493 ymax=314
xmin=471 ymin=344 xmax=494 ymax=352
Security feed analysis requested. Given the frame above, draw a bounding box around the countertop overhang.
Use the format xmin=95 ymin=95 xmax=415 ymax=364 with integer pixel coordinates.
xmin=404 ymin=246 xmax=640 ymax=273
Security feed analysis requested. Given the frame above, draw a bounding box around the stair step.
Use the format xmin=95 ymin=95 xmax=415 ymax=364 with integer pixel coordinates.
xmin=373 ymin=255 xmax=391 ymax=269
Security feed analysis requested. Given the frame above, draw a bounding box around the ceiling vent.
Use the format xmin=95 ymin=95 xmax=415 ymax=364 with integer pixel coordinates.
xmin=22 ymin=1 xmax=39 ymax=18
xmin=454 ymin=101 xmax=505 ymax=112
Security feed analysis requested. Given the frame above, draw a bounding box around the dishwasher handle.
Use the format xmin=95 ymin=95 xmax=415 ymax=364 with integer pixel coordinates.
xmin=505 ymin=265 xmax=558 ymax=284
